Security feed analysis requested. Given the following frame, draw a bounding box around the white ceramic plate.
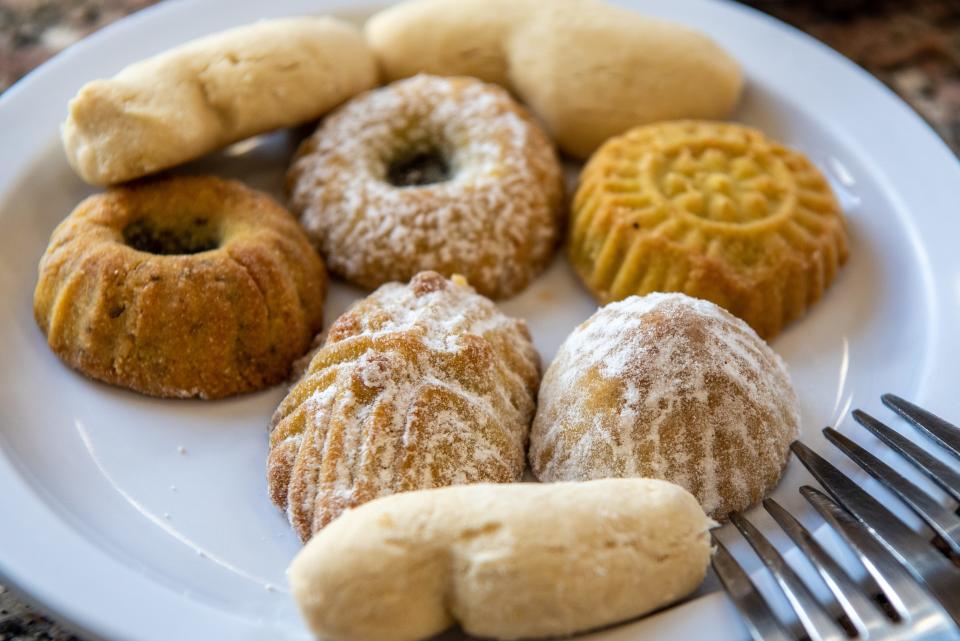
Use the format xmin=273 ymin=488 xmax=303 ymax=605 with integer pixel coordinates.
xmin=2 ymin=1 xmax=960 ymax=640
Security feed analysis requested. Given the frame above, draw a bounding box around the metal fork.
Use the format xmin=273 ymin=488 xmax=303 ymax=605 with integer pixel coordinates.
xmin=713 ymin=395 xmax=960 ymax=640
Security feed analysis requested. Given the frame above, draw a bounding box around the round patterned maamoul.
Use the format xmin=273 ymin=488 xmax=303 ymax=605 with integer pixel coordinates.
xmin=287 ymin=75 xmax=564 ymax=300
xmin=63 ymin=17 xmax=378 ymax=186
xmin=34 ymin=176 xmax=326 ymax=399
xmin=570 ymin=120 xmax=849 ymax=338
xmin=268 ymin=271 xmax=541 ymax=541
xmin=365 ymin=0 xmax=743 ymax=158
xmin=528 ymin=292 xmax=800 ymax=521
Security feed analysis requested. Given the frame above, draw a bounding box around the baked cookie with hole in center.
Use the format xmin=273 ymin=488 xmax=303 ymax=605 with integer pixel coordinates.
xmin=286 ymin=74 xmax=564 ymax=300
xmin=569 ymin=120 xmax=848 ymax=338
xmin=33 ymin=175 xmax=326 ymax=399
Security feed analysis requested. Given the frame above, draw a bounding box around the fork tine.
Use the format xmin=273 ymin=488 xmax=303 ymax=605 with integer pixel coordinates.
xmin=853 ymin=409 xmax=960 ymax=505
xmin=802 ymin=486 xmax=957 ymax=629
xmin=882 ymin=394 xmax=960 ymax=460
xmin=791 ymin=441 xmax=960 ymax=624
xmin=764 ymin=498 xmax=886 ymax=637
xmin=712 ymin=537 xmax=796 ymax=641
xmin=730 ymin=513 xmax=848 ymax=641
xmin=823 ymin=426 xmax=960 ymax=558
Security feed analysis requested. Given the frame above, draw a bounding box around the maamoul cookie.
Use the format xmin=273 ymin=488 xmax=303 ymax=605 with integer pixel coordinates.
xmin=365 ymin=0 xmax=742 ymax=158
xmin=289 ymin=479 xmax=712 ymax=641
xmin=268 ymin=271 xmax=540 ymax=540
xmin=287 ymin=74 xmax=564 ymax=300
xmin=529 ymin=292 xmax=800 ymax=521
xmin=34 ymin=176 xmax=326 ymax=399
xmin=63 ymin=17 xmax=378 ymax=185
xmin=570 ymin=120 xmax=849 ymax=338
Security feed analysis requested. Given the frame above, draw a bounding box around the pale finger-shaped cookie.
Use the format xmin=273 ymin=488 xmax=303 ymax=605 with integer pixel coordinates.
xmin=289 ymin=479 xmax=713 ymax=641
xmin=63 ymin=17 xmax=378 ymax=185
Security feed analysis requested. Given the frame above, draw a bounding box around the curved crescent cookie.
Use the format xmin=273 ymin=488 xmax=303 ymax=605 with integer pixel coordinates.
xmin=365 ymin=0 xmax=743 ymax=158
xmin=268 ymin=272 xmax=540 ymax=540
xmin=569 ymin=120 xmax=849 ymax=338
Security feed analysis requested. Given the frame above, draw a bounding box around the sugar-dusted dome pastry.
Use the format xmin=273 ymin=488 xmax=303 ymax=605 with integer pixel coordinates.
xmin=268 ymin=271 xmax=541 ymax=540
xmin=34 ymin=176 xmax=326 ymax=399
xmin=569 ymin=120 xmax=849 ymax=338
xmin=529 ymin=292 xmax=800 ymax=520
xmin=287 ymin=75 xmax=564 ymax=300
xmin=365 ymin=0 xmax=743 ymax=158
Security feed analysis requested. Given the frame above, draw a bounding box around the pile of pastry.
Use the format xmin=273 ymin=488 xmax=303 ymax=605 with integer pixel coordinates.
xmin=33 ymin=0 xmax=850 ymax=639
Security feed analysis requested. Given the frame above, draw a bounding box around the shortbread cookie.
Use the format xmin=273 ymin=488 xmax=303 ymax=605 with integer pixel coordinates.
xmin=289 ymin=479 xmax=713 ymax=641
xmin=34 ymin=176 xmax=326 ymax=399
xmin=268 ymin=272 xmax=540 ymax=540
xmin=570 ymin=120 xmax=849 ymax=338
xmin=63 ymin=17 xmax=378 ymax=185
xmin=287 ymin=75 xmax=564 ymax=300
xmin=529 ymin=293 xmax=800 ymax=521
xmin=365 ymin=0 xmax=742 ymax=157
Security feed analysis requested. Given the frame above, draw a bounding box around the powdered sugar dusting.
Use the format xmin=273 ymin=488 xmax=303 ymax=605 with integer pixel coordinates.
xmin=529 ymin=292 xmax=799 ymax=519
xmin=269 ymin=272 xmax=541 ymax=540
xmin=287 ymin=74 xmax=563 ymax=299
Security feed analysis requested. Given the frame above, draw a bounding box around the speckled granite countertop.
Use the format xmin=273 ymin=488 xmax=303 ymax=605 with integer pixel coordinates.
xmin=1 ymin=0 xmax=959 ymax=639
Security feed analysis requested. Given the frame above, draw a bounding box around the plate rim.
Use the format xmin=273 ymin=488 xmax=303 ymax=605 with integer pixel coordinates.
xmin=2 ymin=1 xmax=960 ymax=640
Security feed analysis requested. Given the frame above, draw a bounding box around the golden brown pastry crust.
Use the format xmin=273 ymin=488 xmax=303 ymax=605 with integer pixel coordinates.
xmin=286 ymin=75 xmax=564 ymax=300
xmin=33 ymin=176 xmax=326 ymax=399
xmin=569 ymin=121 xmax=849 ymax=338
xmin=268 ymin=272 xmax=540 ymax=540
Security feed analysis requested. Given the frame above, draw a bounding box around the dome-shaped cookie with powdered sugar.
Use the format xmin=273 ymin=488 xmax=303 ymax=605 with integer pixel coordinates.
xmin=269 ymin=271 xmax=540 ymax=540
xmin=529 ymin=292 xmax=799 ymax=520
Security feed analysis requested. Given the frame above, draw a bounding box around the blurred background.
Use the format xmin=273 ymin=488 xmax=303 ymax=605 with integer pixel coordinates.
xmin=0 ymin=0 xmax=958 ymax=152
xmin=0 ymin=0 xmax=957 ymax=639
